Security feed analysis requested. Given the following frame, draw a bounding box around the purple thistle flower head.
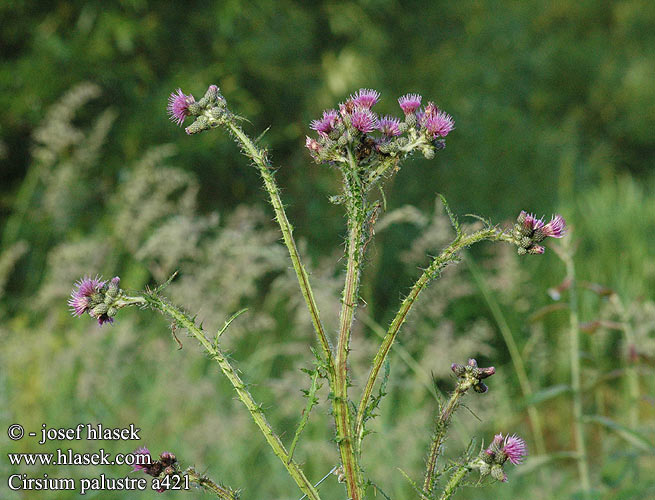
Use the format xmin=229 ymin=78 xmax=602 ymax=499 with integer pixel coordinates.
xmin=521 ymin=211 xmax=545 ymax=232
xmin=350 ymin=107 xmax=379 ymax=133
xmin=502 ymin=434 xmax=528 ymax=465
xmin=542 ymin=214 xmax=566 ymax=238
xmin=167 ymin=89 xmax=195 ymax=126
xmin=132 ymin=447 xmax=152 ymax=472
xmin=350 ymin=88 xmax=380 ymax=109
xmin=378 ymin=115 xmax=401 ymax=137
xmin=398 ymin=93 xmax=422 ymax=114
xmin=421 ymin=103 xmax=455 ymax=138
xmin=68 ymin=276 xmax=105 ymax=317
xmin=310 ymin=109 xmax=339 ymax=136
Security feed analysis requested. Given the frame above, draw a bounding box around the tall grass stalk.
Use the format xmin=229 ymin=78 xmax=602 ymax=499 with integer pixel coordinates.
xmin=556 ymin=236 xmax=592 ymax=498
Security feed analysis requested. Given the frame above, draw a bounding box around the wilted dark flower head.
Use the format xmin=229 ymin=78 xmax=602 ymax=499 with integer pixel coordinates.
xmin=132 ymin=447 xmax=179 ymax=492
xmin=513 ymin=211 xmax=567 ymax=255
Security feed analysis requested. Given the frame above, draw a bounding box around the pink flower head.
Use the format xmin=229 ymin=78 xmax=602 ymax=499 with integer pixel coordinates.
xmin=521 ymin=211 xmax=545 ymax=232
xmin=502 ymin=434 xmax=527 ymax=465
xmin=421 ymin=102 xmax=454 ymax=138
xmin=132 ymin=447 xmax=152 ymax=472
xmin=542 ymin=215 xmax=566 ymax=238
xmin=167 ymin=88 xmax=195 ymax=126
xmin=378 ymin=116 xmax=401 ymax=137
xmin=350 ymin=88 xmax=380 ymax=109
xmin=398 ymin=93 xmax=422 ymax=114
xmin=350 ymin=107 xmax=379 ymax=133
xmin=310 ymin=109 xmax=339 ymax=136
xmin=68 ymin=276 xmax=105 ymax=317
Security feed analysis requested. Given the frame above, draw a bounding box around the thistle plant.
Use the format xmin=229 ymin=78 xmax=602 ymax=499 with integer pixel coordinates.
xmin=70 ymin=84 xmax=567 ymax=499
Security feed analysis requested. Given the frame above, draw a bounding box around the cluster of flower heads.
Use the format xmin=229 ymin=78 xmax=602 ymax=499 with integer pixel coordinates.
xmin=512 ymin=211 xmax=566 ymax=255
xmin=167 ymin=85 xmax=229 ymax=135
xmin=132 ymin=447 xmax=178 ymax=493
xmin=478 ymin=433 xmax=528 ymax=482
xmin=306 ymin=88 xmax=454 ymax=165
xmin=451 ymin=358 xmax=495 ymax=394
xmin=68 ymin=276 xmax=121 ymax=325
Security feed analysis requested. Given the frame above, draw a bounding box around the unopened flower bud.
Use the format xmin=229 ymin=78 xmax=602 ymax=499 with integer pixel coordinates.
xmin=421 ymin=145 xmax=435 ymax=159
xmin=491 ymin=464 xmax=507 ymax=482
xmin=528 ymin=245 xmax=545 ymax=255
xmin=185 ymin=115 xmax=210 ymax=135
xmin=451 ymin=363 xmax=466 ymax=376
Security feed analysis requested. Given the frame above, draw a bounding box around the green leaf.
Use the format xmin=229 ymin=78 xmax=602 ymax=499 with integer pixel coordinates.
xmin=214 ymin=308 xmax=248 ymax=343
xmin=521 ymin=384 xmax=572 ymax=407
xmin=583 ymin=415 xmax=655 ymax=452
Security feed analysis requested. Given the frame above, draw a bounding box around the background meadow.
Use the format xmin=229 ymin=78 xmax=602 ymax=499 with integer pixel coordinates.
xmin=1 ymin=1 xmax=654 ymax=498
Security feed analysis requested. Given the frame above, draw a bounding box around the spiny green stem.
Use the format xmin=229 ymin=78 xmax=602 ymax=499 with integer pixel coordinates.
xmin=560 ymin=240 xmax=591 ymax=498
xmin=147 ymin=296 xmax=321 ymax=500
xmin=288 ymin=369 xmax=321 ymax=463
xmin=333 ymin=150 xmax=366 ymax=500
xmin=438 ymin=464 xmax=471 ymax=500
xmin=186 ymin=467 xmax=239 ymax=500
xmin=355 ymin=228 xmax=503 ymax=447
xmin=225 ymin=120 xmax=334 ymax=381
xmin=423 ymin=385 xmax=467 ymax=495
xmin=466 ymin=257 xmax=547 ymax=457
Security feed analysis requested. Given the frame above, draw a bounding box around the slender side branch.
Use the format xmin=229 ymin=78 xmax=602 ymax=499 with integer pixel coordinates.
xmin=423 ymin=388 xmax=465 ymax=494
xmin=355 ymin=228 xmax=505 ymax=445
xmin=438 ymin=464 xmax=471 ymax=500
xmin=146 ymin=295 xmax=321 ymax=500
xmin=225 ymin=120 xmax=334 ymax=379
xmin=186 ymin=467 xmax=239 ymax=500
xmin=288 ymin=369 xmax=322 ymax=463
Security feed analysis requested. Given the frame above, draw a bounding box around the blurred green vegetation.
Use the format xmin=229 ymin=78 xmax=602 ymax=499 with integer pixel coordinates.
xmin=1 ymin=1 xmax=654 ymax=499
